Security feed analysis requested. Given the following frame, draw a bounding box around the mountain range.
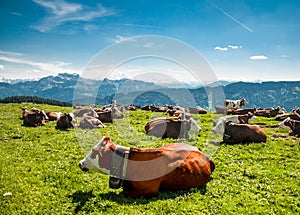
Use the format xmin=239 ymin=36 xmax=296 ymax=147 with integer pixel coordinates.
xmin=0 ymin=73 xmax=299 ymax=111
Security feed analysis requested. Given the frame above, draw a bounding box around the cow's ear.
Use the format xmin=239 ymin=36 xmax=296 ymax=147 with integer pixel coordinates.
xmin=226 ymin=120 xmax=232 ymax=125
xmin=103 ymin=136 xmax=110 ymax=143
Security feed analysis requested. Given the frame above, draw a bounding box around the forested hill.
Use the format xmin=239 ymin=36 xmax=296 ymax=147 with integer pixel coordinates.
xmin=0 ymin=73 xmax=299 ymax=111
xmin=223 ymin=81 xmax=299 ymax=111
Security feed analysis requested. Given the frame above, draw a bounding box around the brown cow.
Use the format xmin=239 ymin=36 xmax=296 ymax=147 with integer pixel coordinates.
xmin=23 ymin=109 xmax=48 ymax=127
xmin=215 ymin=105 xmax=227 ymax=114
xmin=145 ymin=113 xmax=201 ymax=139
xmin=74 ymin=109 xmax=91 ymax=117
xmin=223 ymin=121 xmax=267 ymax=144
xmin=165 ymin=109 xmax=183 ymax=117
xmin=229 ymin=108 xmax=256 ymax=115
xmin=293 ymin=108 xmax=300 ymax=115
xmin=79 ymin=136 xmax=215 ymax=198
xmin=145 ymin=117 xmax=190 ymax=139
xmin=188 ymin=106 xmax=207 ymax=114
xmin=212 ymin=113 xmax=257 ymax=134
xmin=275 ymin=111 xmax=300 ymax=121
xmin=79 ymin=109 xmax=105 ymax=129
xmin=96 ymin=107 xmax=124 ymax=123
xmin=56 ymin=113 xmax=77 ymax=129
xmin=255 ymin=107 xmax=281 ymax=117
xmin=79 ymin=117 xmax=105 ymax=129
xmin=279 ymin=117 xmax=300 ymax=137
xmin=46 ymin=112 xmax=62 ymax=121
xmin=141 ymin=104 xmax=156 ymax=111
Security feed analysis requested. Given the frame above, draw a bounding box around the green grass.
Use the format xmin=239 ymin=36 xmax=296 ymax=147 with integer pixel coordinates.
xmin=0 ymin=103 xmax=299 ymax=214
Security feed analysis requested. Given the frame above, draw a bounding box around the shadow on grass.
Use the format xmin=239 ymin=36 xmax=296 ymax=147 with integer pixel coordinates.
xmin=70 ymin=190 xmax=95 ymax=214
xmin=70 ymin=187 xmax=207 ymax=213
xmin=98 ymin=186 xmax=207 ymax=204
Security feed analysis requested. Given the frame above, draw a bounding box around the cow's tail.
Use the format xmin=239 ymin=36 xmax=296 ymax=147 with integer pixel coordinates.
xmin=209 ymin=160 xmax=216 ymax=173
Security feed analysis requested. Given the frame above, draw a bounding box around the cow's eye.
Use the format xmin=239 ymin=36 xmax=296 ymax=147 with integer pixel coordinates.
xmin=90 ymin=149 xmax=98 ymax=159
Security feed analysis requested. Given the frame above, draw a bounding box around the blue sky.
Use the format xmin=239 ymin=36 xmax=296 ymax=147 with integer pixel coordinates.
xmin=0 ymin=0 xmax=299 ymax=83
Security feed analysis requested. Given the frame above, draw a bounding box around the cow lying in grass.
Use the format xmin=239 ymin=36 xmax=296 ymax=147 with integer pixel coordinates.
xmin=223 ymin=121 xmax=267 ymax=144
xmin=22 ymin=108 xmax=48 ymax=127
xmin=212 ymin=113 xmax=257 ymax=135
xmin=145 ymin=113 xmax=201 ymax=139
xmin=79 ymin=136 xmax=215 ymax=198
xmin=56 ymin=113 xmax=77 ymax=129
xmin=279 ymin=117 xmax=300 ymax=137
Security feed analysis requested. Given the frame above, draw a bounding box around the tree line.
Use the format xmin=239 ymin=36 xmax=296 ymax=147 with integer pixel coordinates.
xmin=0 ymin=96 xmax=72 ymax=107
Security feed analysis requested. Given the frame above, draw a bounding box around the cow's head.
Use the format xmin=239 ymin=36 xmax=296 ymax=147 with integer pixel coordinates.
xmin=40 ymin=110 xmax=49 ymax=121
xmin=79 ymin=136 xmax=114 ymax=174
xmin=241 ymin=99 xmax=248 ymax=106
xmin=248 ymin=112 xmax=257 ymax=122
xmin=212 ymin=117 xmax=226 ymax=135
xmin=67 ymin=113 xmax=77 ymax=127
xmin=279 ymin=117 xmax=292 ymax=132
xmin=109 ymin=104 xmax=124 ymax=120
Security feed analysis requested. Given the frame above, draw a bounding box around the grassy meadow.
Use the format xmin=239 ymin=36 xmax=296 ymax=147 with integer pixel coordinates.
xmin=0 ymin=103 xmax=299 ymax=214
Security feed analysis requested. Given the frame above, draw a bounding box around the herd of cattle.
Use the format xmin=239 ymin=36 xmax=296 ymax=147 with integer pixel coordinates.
xmin=20 ymin=98 xmax=300 ymax=198
xmin=21 ymin=98 xmax=300 ymax=142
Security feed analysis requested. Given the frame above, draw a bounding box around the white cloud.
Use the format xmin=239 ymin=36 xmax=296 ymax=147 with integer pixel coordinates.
xmin=214 ymin=46 xmax=228 ymax=51
xmin=31 ymin=0 xmax=117 ymax=32
xmin=0 ymin=65 xmax=4 ymax=70
xmin=228 ymin=45 xmax=242 ymax=49
xmin=249 ymin=55 xmax=268 ymax=60
xmin=33 ymin=0 xmax=82 ymax=16
xmin=109 ymin=35 xmax=136 ymax=44
xmin=0 ymin=50 xmax=24 ymax=56
xmin=0 ymin=54 xmax=77 ymax=75
xmin=9 ymin=12 xmax=22 ymax=16
xmin=214 ymin=45 xmax=242 ymax=51
xmin=114 ymin=35 xmax=126 ymax=43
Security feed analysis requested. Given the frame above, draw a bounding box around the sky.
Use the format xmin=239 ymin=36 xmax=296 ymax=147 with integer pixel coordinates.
xmin=1 ymin=0 xmax=300 ymax=84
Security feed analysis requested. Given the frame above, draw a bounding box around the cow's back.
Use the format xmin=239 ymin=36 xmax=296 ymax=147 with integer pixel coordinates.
xmin=123 ymin=143 xmax=215 ymax=197
xmin=159 ymin=150 xmax=215 ymax=191
xmin=226 ymin=124 xmax=267 ymax=143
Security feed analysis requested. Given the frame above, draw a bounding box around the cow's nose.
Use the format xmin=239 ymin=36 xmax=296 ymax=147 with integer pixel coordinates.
xmin=79 ymin=162 xmax=89 ymax=172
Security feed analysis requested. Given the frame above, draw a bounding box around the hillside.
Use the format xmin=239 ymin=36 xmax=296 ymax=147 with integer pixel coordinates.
xmin=0 ymin=103 xmax=299 ymax=214
xmin=0 ymin=73 xmax=299 ymax=111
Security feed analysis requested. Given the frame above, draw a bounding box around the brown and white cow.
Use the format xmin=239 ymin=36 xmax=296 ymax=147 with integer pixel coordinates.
xmin=79 ymin=117 xmax=105 ymax=129
xmin=23 ymin=109 xmax=48 ymax=127
xmin=228 ymin=108 xmax=256 ymax=115
xmin=141 ymin=104 xmax=156 ymax=111
xmin=188 ymin=106 xmax=207 ymax=114
xmin=254 ymin=106 xmax=282 ymax=118
xmin=222 ymin=121 xmax=267 ymax=144
xmin=275 ymin=111 xmax=300 ymax=121
xmin=94 ymin=101 xmax=124 ymax=123
xmin=293 ymin=108 xmax=300 ymax=115
xmin=56 ymin=113 xmax=77 ymax=129
xmin=79 ymin=136 xmax=215 ymax=198
xmin=79 ymin=109 xmax=105 ymax=129
xmin=215 ymin=105 xmax=227 ymax=114
xmin=224 ymin=99 xmax=248 ymax=110
xmin=145 ymin=113 xmax=201 ymax=139
xmin=212 ymin=112 xmax=257 ymax=134
xmin=46 ymin=112 xmax=62 ymax=121
xmin=279 ymin=117 xmax=300 ymax=137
